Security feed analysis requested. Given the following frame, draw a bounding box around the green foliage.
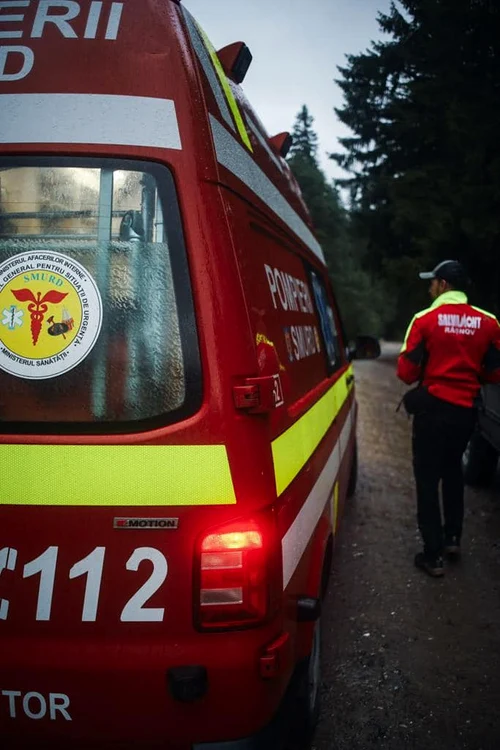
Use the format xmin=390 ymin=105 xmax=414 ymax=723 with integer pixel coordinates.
xmin=287 ymin=107 xmax=393 ymax=339
xmin=289 ymin=105 xmax=319 ymax=163
xmin=334 ymin=0 xmax=500 ymax=334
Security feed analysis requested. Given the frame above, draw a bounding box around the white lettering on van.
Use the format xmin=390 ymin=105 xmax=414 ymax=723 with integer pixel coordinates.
xmin=1 ymin=544 xmax=168 ymax=623
xmin=83 ymin=0 xmax=102 ymax=39
xmin=0 ymin=0 xmax=124 ymax=80
xmin=0 ymin=546 xmax=18 ymax=620
xmin=23 ymin=692 xmax=47 ymax=720
xmin=275 ymin=270 xmax=288 ymax=310
xmin=2 ymin=690 xmax=21 ymax=718
xmin=264 ymin=264 xmax=313 ymax=314
xmin=1 ymin=690 xmax=72 ymax=720
xmin=31 ymin=1 xmax=80 ymax=38
xmin=0 ymin=43 xmax=33 ymax=79
xmin=104 ymin=1 xmax=122 ymax=40
xmin=291 ymin=325 xmax=320 ymax=361
xmin=49 ymin=692 xmax=72 ymax=720
xmin=0 ymin=1 xmax=29 ymax=39
xmin=265 ymin=264 xmax=278 ymax=309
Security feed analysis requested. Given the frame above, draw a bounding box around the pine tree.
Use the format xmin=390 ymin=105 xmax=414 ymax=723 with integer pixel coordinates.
xmin=289 ymin=106 xmax=319 ymax=163
xmin=288 ymin=108 xmax=392 ymax=337
xmin=334 ymin=0 xmax=500 ymax=330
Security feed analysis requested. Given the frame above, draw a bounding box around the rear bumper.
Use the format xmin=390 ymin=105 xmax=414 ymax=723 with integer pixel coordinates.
xmin=193 ymin=662 xmax=300 ymax=750
xmin=193 ymin=720 xmax=280 ymax=750
xmin=0 ymin=631 xmax=295 ymax=750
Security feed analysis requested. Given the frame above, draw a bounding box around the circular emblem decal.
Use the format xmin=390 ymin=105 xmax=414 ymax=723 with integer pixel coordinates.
xmin=0 ymin=252 xmax=103 ymax=379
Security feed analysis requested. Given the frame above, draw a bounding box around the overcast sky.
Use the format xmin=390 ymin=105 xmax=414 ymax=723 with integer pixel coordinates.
xmin=183 ymin=0 xmax=392 ymax=183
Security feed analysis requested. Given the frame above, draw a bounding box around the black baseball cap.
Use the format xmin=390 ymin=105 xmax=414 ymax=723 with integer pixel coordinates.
xmin=419 ymin=260 xmax=468 ymax=288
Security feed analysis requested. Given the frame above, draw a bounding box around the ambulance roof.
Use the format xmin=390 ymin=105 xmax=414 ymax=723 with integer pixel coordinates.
xmin=0 ymin=0 xmax=323 ymax=264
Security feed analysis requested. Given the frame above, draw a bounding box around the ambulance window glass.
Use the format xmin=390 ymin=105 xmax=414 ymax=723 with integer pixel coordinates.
xmin=309 ymin=271 xmax=341 ymax=372
xmin=0 ymin=158 xmax=200 ymax=433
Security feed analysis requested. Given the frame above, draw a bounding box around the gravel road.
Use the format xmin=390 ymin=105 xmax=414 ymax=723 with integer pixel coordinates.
xmin=312 ymin=344 xmax=500 ymax=750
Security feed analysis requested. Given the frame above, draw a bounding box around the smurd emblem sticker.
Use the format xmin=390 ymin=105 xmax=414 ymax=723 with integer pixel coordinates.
xmin=0 ymin=251 xmax=103 ymax=379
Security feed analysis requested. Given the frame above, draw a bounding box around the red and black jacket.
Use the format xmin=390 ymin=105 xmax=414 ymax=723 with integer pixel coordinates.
xmin=397 ymin=291 xmax=500 ymax=408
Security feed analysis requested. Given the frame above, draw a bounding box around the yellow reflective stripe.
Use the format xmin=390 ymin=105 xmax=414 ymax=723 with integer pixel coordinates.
xmin=272 ymin=366 xmax=353 ymax=497
xmin=400 ymin=309 xmax=429 ymax=353
xmin=195 ymin=21 xmax=253 ymax=152
xmin=471 ymin=305 xmax=499 ymax=322
xmin=0 ymin=445 xmax=236 ymax=507
xmin=400 ymin=316 xmax=416 ymax=354
xmin=430 ymin=290 xmax=467 ymax=308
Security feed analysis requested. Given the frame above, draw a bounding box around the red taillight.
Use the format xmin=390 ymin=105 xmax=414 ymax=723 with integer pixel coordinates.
xmin=196 ymin=522 xmax=271 ymax=630
xmin=202 ymin=530 xmax=263 ymax=552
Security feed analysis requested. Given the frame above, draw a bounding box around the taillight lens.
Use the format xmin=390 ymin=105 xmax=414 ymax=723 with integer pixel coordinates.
xmin=196 ymin=521 xmax=271 ymax=630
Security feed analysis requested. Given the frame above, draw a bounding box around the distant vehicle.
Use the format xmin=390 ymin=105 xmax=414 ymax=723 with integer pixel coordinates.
xmin=463 ymin=384 xmax=500 ymax=485
xmin=0 ymin=1 xmax=379 ymax=748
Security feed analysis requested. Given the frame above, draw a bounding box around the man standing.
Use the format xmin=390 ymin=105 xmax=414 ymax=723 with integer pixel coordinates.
xmin=397 ymin=260 xmax=500 ymax=577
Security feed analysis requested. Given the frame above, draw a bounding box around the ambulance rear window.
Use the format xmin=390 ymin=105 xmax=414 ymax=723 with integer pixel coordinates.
xmin=0 ymin=157 xmax=200 ymax=433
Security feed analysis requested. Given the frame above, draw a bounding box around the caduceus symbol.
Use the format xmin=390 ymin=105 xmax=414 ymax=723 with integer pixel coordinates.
xmin=10 ymin=289 xmax=68 ymax=345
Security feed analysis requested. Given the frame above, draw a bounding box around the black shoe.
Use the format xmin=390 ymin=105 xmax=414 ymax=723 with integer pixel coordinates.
xmin=444 ymin=536 xmax=461 ymax=559
xmin=414 ymin=552 xmax=444 ymax=577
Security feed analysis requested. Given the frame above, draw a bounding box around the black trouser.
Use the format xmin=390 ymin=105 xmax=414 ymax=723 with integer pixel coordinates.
xmin=412 ymin=406 xmax=476 ymax=558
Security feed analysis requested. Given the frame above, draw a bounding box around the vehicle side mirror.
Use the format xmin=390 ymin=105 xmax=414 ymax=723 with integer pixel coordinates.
xmin=217 ymin=42 xmax=253 ymax=84
xmin=348 ymin=335 xmax=381 ymax=361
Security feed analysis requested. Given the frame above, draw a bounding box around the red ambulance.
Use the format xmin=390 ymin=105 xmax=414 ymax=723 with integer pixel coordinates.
xmin=0 ymin=1 xmax=379 ymax=747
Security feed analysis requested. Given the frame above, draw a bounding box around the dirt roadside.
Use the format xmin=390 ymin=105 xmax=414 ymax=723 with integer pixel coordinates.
xmin=312 ymin=345 xmax=500 ymax=750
